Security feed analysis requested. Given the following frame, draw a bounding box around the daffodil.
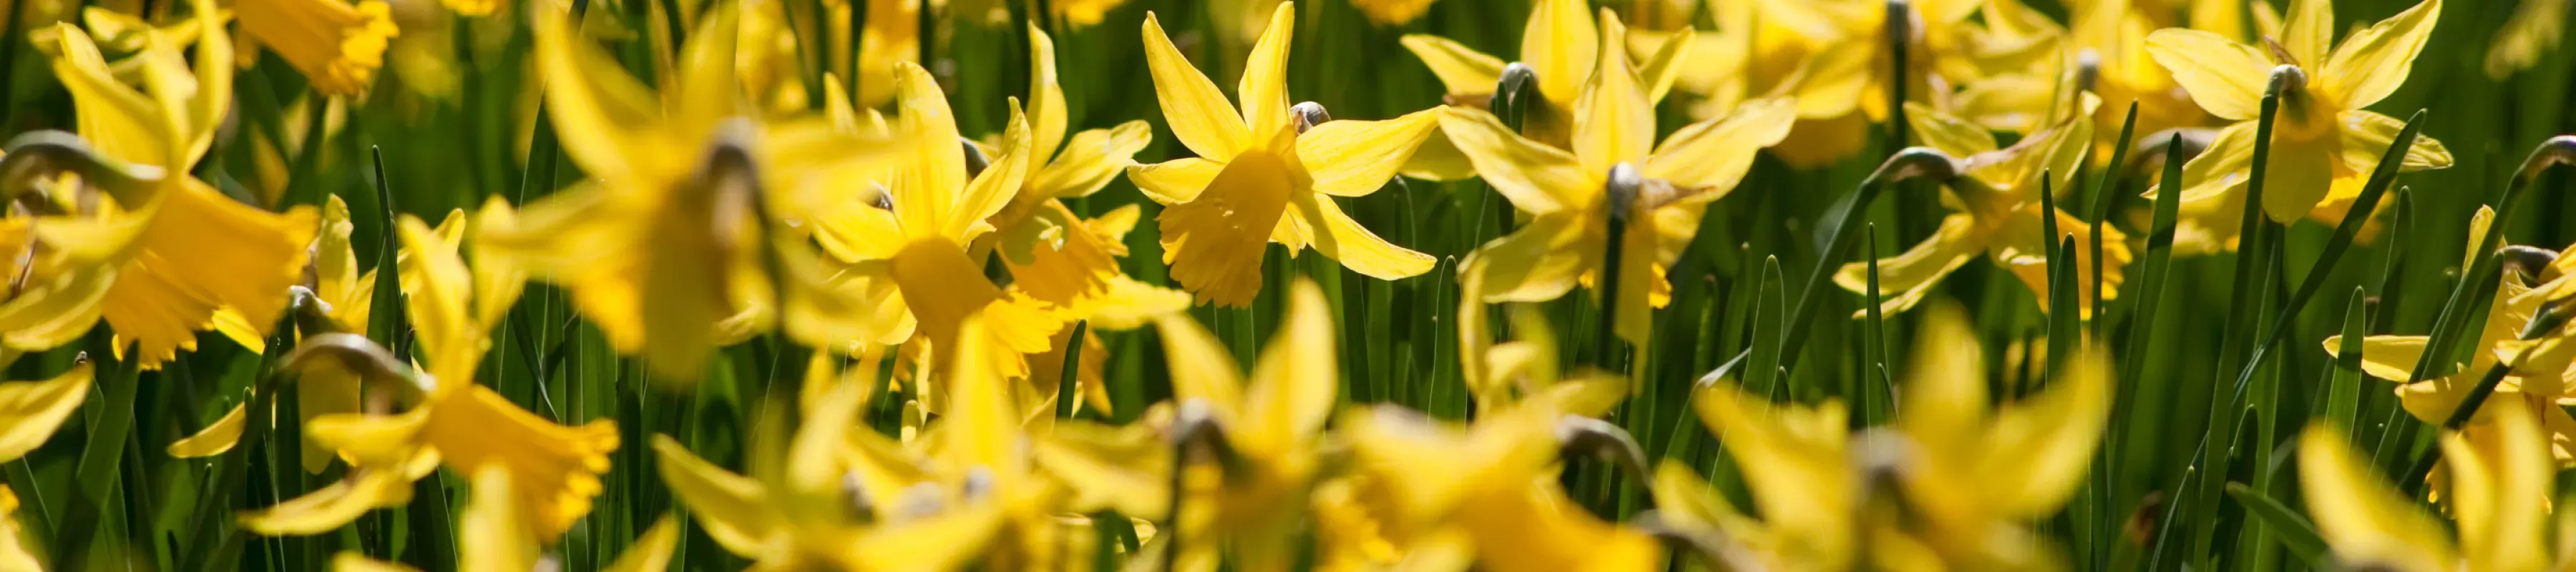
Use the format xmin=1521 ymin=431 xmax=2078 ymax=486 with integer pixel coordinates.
xmin=1835 ymin=106 xmax=2125 ymax=317
xmin=328 ymin=468 xmax=683 ymax=572
xmin=2060 ymin=0 xmax=2243 ymax=164
xmin=1126 ymin=1 xmax=1440 ymax=307
xmin=1049 ymin=280 xmax=1343 ymax=570
xmin=1402 ymin=0 xmax=1692 ymax=148
xmin=653 ymin=353 xmax=1006 ymax=569
xmin=803 ymin=61 xmax=1070 ymax=390
xmin=172 ymin=195 xmax=409 ymax=473
xmin=1674 ymin=302 xmax=2112 ymax=569
xmin=850 ymin=0 xmax=922 ymax=109
xmin=2321 ymin=207 xmax=2576 ymax=459
xmin=1442 ymin=9 xmax=1794 ymax=345
xmin=11 ymin=1 xmax=320 ymax=368
xmin=2485 ymin=0 xmax=2567 ymax=79
xmin=1340 ymin=309 xmax=1653 ymax=571
xmin=1656 ymin=0 xmax=2039 ymax=166
xmin=492 ymin=1 xmax=894 ymax=383
xmin=242 ymin=211 xmax=619 ymax=542
xmin=235 ymin=0 xmax=399 ymax=95
xmin=984 ymin=24 xmax=1170 ymax=315
xmin=1017 ymin=205 xmax=1191 ymax=418
xmin=2146 ymin=0 xmax=2453 ymax=224
xmin=2299 ymin=403 xmax=2553 ymax=571
xmin=0 ymin=485 xmax=40 ymax=570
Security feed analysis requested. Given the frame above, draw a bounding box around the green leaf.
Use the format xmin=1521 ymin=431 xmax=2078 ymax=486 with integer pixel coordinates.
xmin=2223 ymin=483 xmax=2329 ymax=566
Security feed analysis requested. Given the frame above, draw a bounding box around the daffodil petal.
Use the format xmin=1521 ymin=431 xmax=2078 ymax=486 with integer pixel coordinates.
xmin=2259 ymin=129 xmax=2342 ymax=224
xmin=1437 ymin=108 xmax=1592 ymax=215
xmin=1463 ymin=214 xmax=1589 ymax=303
xmin=168 ymin=400 xmax=247 ymax=458
xmin=1236 ymin=1 xmax=1296 ymax=134
xmin=2280 ymin=0 xmax=2333 ymax=67
xmin=1400 ymin=34 xmax=1504 ymax=98
xmin=1520 ymin=0 xmax=1599 ymax=106
xmin=1900 ymin=101 xmax=2000 ymax=158
xmin=2321 ymin=0 xmax=2441 ymax=109
xmin=0 ymin=362 xmax=92 ymax=461
xmin=1158 ymin=151 xmax=1292 ymax=307
xmin=2144 ymin=29 xmax=2270 ymax=122
xmin=1142 ymin=12 xmax=1249 ymax=161
xmin=2338 ymin=111 xmax=2453 ymax=175
xmin=1151 ymin=312 xmax=1245 ymax=415
xmin=1644 ymin=97 xmax=1796 ymax=195
xmin=1299 ymin=109 xmax=1441 ymax=197
xmin=533 ymin=5 xmax=664 ymax=185
xmin=1980 ymin=347 xmax=2112 ymax=518
xmin=1127 ymin=158 xmax=1224 ymax=205
xmin=1035 ymin=122 xmax=1153 ymax=198
xmin=1293 ymin=194 xmax=1434 ymax=280
xmin=2298 ymin=423 xmax=2462 ymax=571
xmin=649 ymin=435 xmax=779 ymax=556
xmin=1834 ymin=215 xmax=1981 ymax=317
xmin=1574 ymin=9 xmax=1654 ymax=174
xmin=1027 ymin=24 xmax=1070 ymax=164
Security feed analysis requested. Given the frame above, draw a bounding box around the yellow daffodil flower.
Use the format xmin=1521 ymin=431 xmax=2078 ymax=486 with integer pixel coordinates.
xmin=2061 ymin=0 xmax=2248 ymax=164
xmin=0 ymin=485 xmax=39 ymax=569
xmin=1018 ymin=204 xmax=1191 ymax=417
xmin=235 ymin=0 xmax=399 ymax=96
xmin=173 ymin=195 xmax=406 ymax=473
xmin=13 ymin=1 xmax=319 ymax=368
xmin=1127 ymin=2 xmax=1440 ymax=307
xmin=328 ymin=469 xmax=683 ymax=572
xmin=2300 ymin=403 xmax=2552 ymax=572
xmin=1836 ymin=106 xmax=2126 ymax=317
xmin=493 ymin=1 xmax=894 ymax=383
xmin=654 ymin=360 xmax=1007 ymax=570
xmin=985 ymin=24 xmax=1166 ymax=314
xmin=1402 ymin=0 xmax=1692 ymax=148
xmin=1443 ymin=9 xmax=1794 ymax=345
xmin=847 ymin=0 xmax=921 ymax=109
xmin=1341 ymin=310 xmax=1649 ymax=570
xmin=1059 ymin=280 xmax=1342 ymax=571
xmin=1677 ymin=302 xmax=2111 ymax=569
xmin=2146 ymin=0 xmax=2453 ymax=224
xmin=2322 ymin=207 xmax=2576 ymax=459
xmin=243 ymin=211 xmax=618 ymax=543
xmin=2486 ymin=0 xmax=2567 ymax=79
xmin=805 ymin=61 xmax=1068 ymax=390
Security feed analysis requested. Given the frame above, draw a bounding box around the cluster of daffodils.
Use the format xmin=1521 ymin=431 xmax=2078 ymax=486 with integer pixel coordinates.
xmin=0 ymin=0 xmax=2565 ymax=568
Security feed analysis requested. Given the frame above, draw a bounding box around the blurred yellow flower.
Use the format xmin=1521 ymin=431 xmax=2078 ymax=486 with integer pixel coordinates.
xmin=2146 ymin=0 xmax=2452 ymax=223
xmin=236 ymin=0 xmax=399 ymax=95
xmin=494 ymin=1 xmax=894 ymax=383
xmin=2300 ymin=403 xmax=2554 ymax=572
xmin=1443 ymin=9 xmax=1794 ymax=345
xmin=1127 ymin=2 xmax=1439 ymax=307
xmin=1342 ymin=311 xmax=1647 ymax=570
xmin=1835 ymin=106 xmax=2125 ymax=317
xmin=1677 ymin=302 xmax=2111 ymax=569
xmin=2486 ymin=0 xmax=2567 ymax=79
xmin=243 ymin=212 xmax=618 ymax=543
xmin=328 ymin=469 xmax=683 ymax=572
xmin=14 ymin=1 xmax=319 ymax=368
xmin=1351 ymin=0 xmax=1435 ymax=26
xmin=1402 ymin=0 xmax=1692 ymax=148
xmin=655 ymin=360 xmax=1008 ymax=570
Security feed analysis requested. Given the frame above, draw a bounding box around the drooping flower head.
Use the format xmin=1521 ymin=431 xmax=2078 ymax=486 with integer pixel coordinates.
xmin=494 ymin=0 xmax=894 ymax=383
xmin=1443 ymin=9 xmax=1795 ymax=345
xmin=9 ymin=0 xmax=319 ymax=368
xmin=1127 ymin=1 xmax=1440 ymax=307
xmin=1835 ymin=104 xmax=2126 ymax=318
xmin=235 ymin=0 xmax=399 ymax=96
xmin=2147 ymin=0 xmax=2453 ymax=223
